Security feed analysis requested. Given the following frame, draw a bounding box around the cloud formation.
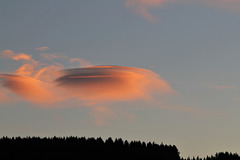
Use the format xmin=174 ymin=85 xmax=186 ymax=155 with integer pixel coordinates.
xmin=125 ymin=0 xmax=169 ymax=23
xmin=0 ymin=49 xmax=175 ymax=123
xmin=210 ymin=83 xmax=236 ymax=90
xmin=70 ymin=58 xmax=93 ymax=67
xmin=0 ymin=50 xmax=33 ymax=61
xmin=200 ymin=0 xmax=240 ymax=12
xmin=0 ymin=64 xmax=173 ymax=104
xmin=125 ymin=0 xmax=240 ymax=22
xmin=0 ymin=74 xmax=54 ymax=104
xmin=35 ymin=46 xmax=49 ymax=51
xmin=55 ymin=65 xmax=174 ymax=102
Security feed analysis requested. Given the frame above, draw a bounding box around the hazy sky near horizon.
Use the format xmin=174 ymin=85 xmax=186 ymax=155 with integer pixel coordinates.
xmin=1 ymin=0 xmax=240 ymax=158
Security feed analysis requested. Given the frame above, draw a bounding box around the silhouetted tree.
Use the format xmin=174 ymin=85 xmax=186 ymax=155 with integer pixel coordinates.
xmin=1 ymin=136 xmax=238 ymax=160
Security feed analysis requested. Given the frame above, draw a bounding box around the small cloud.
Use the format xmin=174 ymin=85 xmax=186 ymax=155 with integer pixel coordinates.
xmin=14 ymin=64 xmax=34 ymax=76
xmin=124 ymin=0 xmax=240 ymax=23
xmin=35 ymin=46 xmax=49 ymax=51
xmin=70 ymin=58 xmax=93 ymax=67
xmin=210 ymin=83 xmax=236 ymax=90
xmin=200 ymin=0 xmax=240 ymax=12
xmin=40 ymin=53 xmax=68 ymax=61
xmin=125 ymin=0 xmax=171 ymax=23
xmin=0 ymin=50 xmax=33 ymax=61
xmin=90 ymin=106 xmax=116 ymax=125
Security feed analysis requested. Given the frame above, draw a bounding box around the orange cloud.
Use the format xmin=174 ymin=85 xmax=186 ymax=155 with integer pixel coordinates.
xmin=0 ymin=74 xmax=54 ymax=104
xmin=125 ymin=0 xmax=171 ymax=23
xmin=15 ymin=64 xmax=34 ymax=76
xmin=0 ymin=63 xmax=175 ymax=124
xmin=55 ymin=65 xmax=174 ymax=102
xmin=35 ymin=46 xmax=49 ymax=51
xmin=0 ymin=50 xmax=33 ymax=61
xmin=0 ymin=65 xmax=174 ymax=104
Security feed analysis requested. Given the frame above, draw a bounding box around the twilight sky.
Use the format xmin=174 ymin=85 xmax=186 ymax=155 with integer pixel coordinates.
xmin=1 ymin=0 xmax=240 ymax=158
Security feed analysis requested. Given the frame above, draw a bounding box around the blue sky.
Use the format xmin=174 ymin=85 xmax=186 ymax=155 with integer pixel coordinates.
xmin=1 ymin=0 xmax=240 ymax=158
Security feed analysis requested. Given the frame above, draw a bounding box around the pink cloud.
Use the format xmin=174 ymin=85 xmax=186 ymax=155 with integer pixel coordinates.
xmin=200 ymin=0 xmax=240 ymax=12
xmin=125 ymin=0 xmax=170 ymax=23
xmin=90 ymin=106 xmax=116 ymax=125
xmin=125 ymin=0 xmax=240 ymax=23
xmin=35 ymin=46 xmax=49 ymax=51
xmin=40 ymin=53 xmax=68 ymax=61
xmin=70 ymin=58 xmax=93 ymax=67
xmin=210 ymin=83 xmax=236 ymax=90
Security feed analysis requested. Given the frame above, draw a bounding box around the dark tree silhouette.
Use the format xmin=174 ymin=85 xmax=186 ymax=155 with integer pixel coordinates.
xmin=0 ymin=136 xmax=180 ymax=160
xmin=0 ymin=137 xmax=239 ymax=160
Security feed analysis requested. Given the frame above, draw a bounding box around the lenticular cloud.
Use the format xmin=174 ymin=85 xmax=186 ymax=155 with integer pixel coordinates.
xmin=55 ymin=66 xmax=173 ymax=101
xmin=0 ymin=65 xmax=174 ymax=104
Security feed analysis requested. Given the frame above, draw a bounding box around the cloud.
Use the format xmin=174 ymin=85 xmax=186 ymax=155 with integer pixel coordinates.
xmin=0 ymin=49 xmax=175 ymax=123
xmin=0 ymin=65 xmax=174 ymax=104
xmin=70 ymin=58 xmax=93 ymax=68
xmin=210 ymin=83 xmax=236 ymax=90
xmin=55 ymin=65 xmax=174 ymax=102
xmin=90 ymin=106 xmax=116 ymax=125
xmin=0 ymin=74 xmax=54 ymax=104
xmin=0 ymin=50 xmax=33 ymax=61
xmin=40 ymin=53 xmax=68 ymax=61
xmin=35 ymin=46 xmax=49 ymax=51
xmin=14 ymin=64 xmax=34 ymax=76
xmin=200 ymin=0 xmax=240 ymax=12
xmin=125 ymin=0 xmax=240 ymax=23
xmin=125 ymin=0 xmax=170 ymax=23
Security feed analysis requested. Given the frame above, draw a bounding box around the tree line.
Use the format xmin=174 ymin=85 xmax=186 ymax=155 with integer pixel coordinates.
xmin=0 ymin=136 xmax=239 ymax=160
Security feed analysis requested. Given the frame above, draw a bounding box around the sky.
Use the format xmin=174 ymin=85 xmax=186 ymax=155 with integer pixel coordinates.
xmin=1 ymin=0 xmax=240 ymax=158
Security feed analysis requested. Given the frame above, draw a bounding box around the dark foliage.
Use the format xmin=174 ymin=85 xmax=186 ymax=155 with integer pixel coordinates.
xmin=182 ymin=152 xmax=240 ymax=160
xmin=0 ymin=136 xmax=239 ymax=160
xmin=0 ymin=136 xmax=180 ymax=160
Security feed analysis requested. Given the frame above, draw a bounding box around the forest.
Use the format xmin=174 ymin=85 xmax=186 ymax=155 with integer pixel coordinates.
xmin=0 ymin=136 xmax=239 ymax=160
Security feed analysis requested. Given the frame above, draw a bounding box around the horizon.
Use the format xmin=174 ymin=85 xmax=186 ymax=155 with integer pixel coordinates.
xmin=1 ymin=0 xmax=240 ymax=158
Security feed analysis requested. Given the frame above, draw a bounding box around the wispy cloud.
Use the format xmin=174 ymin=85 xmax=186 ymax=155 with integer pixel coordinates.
xmin=0 ymin=50 xmax=33 ymax=61
xmin=125 ymin=0 xmax=240 ymax=22
xmin=35 ymin=46 xmax=49 ymax=51
xmin=40 ymin=53 xmax=68 ymax=61
xmin=70 ymin=58 xmax=93 ymax=67
xmin=125 ymin=0 xmax=170 ymax=23
xmin=200 ymin=0 xmax=240 ymax=12
xmin=90 ymin=106 xmax=116 ymax=125
xmin=210 ymin=83 xmax=236 ymax=90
